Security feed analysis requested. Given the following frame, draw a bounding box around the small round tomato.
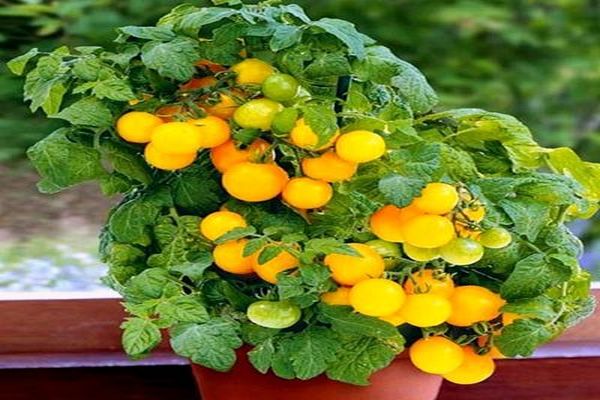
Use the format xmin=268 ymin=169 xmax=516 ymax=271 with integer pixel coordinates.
xmin=370 ymin=204 xmax=422 ymax=243
xmin=413 ymin=183 xmax=459 ymax=215
xmin=210 ymin=139 xmax=272 ymax=173
xmin=479 ymin=227 xmax=512 ymax=249
xmin=335 ymin=130 xmax=386 ymax=163
xmin=401 ymin=215 xmax=455 ymax=249
xmin=402 ymin=243 xmax=441 ymax=262
xmin=321 ymin=287 xmax=351 ymax=306
xmin=442 ymin=346 xmax=496 ymax=385
xmin=282 ymin=177 xmax=333 ymax=209
xmin=251 ymin=246 xmax=298 ymax=284
xmin=271 ymin=108 xmax=299 ymax=135
xmin=204 ymin=93 xmax=239 ymax=120
xmin=403 ymin=269 xmax=454 ymax=298
xmin=409 ymin=337 xmax=464 ymax=374
xmin=200 ymin=211 xmax=247 ymax=241
xmin=349 ymin=278 xmax=406 ymax=317
xmin=462 ymin=201 xmax=486 ymax=222
xmin=379 ymin=310 xmax=406 ymax=326
xmin=151 ymin=122 xmax=203 ymax=155
xmin=289 ymin=118 xmax=338 ymax=150
xmin=301 ymin=151 xmax=357 ymax=182
xmin=188 ymin=115 xmax=231 ymax=148
xmin=144 ymin=144 xmax=196 ymax=171
xmin=440 ymin=238 xmax=484 ymax=266
xmin=324 ymin=243 xmax=385 ymax=286
xmin=399 ymin=293 xmax=452 ymax=327
xmin=247 ymin=300 xmax=301 ymax=329
xmin=212 ymin=239 xmax=253 ymax=274
xmin=447 ymin=286 xmax=505 ymax=327
xmin=117 ymin=112 xmax=163 ymax=143
xmin=222 ymin=162 xmax=288 ymax=202
xmin=262 ymin=73 xmax=299 ymax=102
xmin=231 ymin=58 xmax=275 ymax=85
xmin=234 ymin=98 xmax=283 ymax=131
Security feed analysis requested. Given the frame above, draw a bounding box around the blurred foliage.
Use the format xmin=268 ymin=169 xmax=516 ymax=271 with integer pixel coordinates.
xmin=1 ymin=0 xmax=598 ymax=162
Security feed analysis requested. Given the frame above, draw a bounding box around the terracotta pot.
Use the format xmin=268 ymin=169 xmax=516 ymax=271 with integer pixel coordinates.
xmin=191 ymin=349 xmax=442 ymax=400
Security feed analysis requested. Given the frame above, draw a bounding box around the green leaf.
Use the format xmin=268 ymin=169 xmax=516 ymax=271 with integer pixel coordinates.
xmin=326 ymin=336 xmax=401 ymax=385
xmin=108 ymin=197 xmax=160 ymax=245
xmin=311 ymin=18 xmax=366 ymax=58
xmin=172 ymin=163 xmax=225 ymax=214
xmin=304 ymin=238 xmax=359 ymax=256
xmin=270 ymin=25 xmax=303 ymax=52
xmin=299 ymin=264 xmax=332 ymax=286
xmin=52 ymin=97 xmax=113 ymax=127
xmin=318 ymin=304 xmax=402 ymax=339
xmin=7 ymin=48 xmax=39 ymax=75
xmin=502 ymin=296 xmax=558 ymax=322
xmin=214 ymin=226 xmax=257 ymax=244
xmin=118 ymin=26 xmax=176 ymax=41
xmin=258 ymin=245 xmax=285 ymax=265
xmin=124 ymin=268 xmax=172 ymax=303
xmin=121 ymin=317 xmax=162 ymax=358
xmin=304 ymin=52 xmax=351 ymax=78
xmin=101 ymin=140 xmax=152 ymax=185
xmin=388 ymin=142 xmax=443 ymax=180
xmin=287 ymin=327 xmax=340 ymax=380
xmin=170 ymin=318 xmax=242 ymax=371
xmin=156 ymin=296 xmax=210 ymax=323
xmin=93 ymin=78 xmax=135 ymax=102
xmin=177 ymin=8 xmax=238 ymax=36
xmin=141 ymin=37 xmax=200 ymax=81
xmin=301 ymin=103 xmax=338 ymax=147
xmin=562 ymin=295 xmax=596 ymax=328
xmin=499 ymin=198 xmax=550 ymax=242
xmin=277 ymin=274 xmax=305 ymax=300
xmin=545 ymin=147 xmax=600 ymax=201
xmin=248 ymin=338 xmax=276 ymax=373
xmin=501 ymin=253 xmax=573 ymax=300
xmin=495 ymin=319 xmax=554 ymax=357
xmin=378 ymin=174 xmax=426 ymax=207
xmin=26 ymin=129 xmax=106 ymax=194
xmin=243 ymin=238 xmax=268 ymax=257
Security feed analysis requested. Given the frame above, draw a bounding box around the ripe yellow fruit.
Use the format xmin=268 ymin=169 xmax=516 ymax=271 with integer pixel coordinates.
xmin=200 ymin=211 xmax=247 ymax=241
xmin=399 ymin=293 xmax=452 ymax=327
xmin=251 ymin=247 xmax=298 ymax=284
xmin=349 ymin=278 xmax=406 ymax=317
xmin=447 ymin=286 xmax=505 ymax=327
xmin=117 ymin=112 xmax=163 ymax=143
xmin=188 ymin=115 xmax=231 ymax=148
xmin=282 ymin=177 xmax=333 ymax=209
xmin=379 ymin=310 xmax=406 ymax=326
xmin=324 ymin=243 xmax=385 ymax=286
xmin=301 ymin=151 xmax=357 ymax=182
xmin=409 ymin=337 xmax=465 ymax=375
xmin=222 ymin=162 xmax=289 ymax=202
xmin=443 ymin=346 xmax=495 ymax=385
xmin=403 ymin=269 xmax=455 ymax=298
xmin=463 ymin=201 xmax=486 ymax=222
xmin=289 ymin=118 xmax=338 ymax=150
xmin=413 ymin=183 xmax=459 ymax=215
xmin=321 ymin=287 xmax=352 ymax=306
xmin=233 ymin=98 xmax=283 ymax=131
xmin=204 ymin=93 xmax=238 ymax=120
xmin=231 ymin=58 xmax=275 ymax=85
xmin=210 ymin=139 xmax=271 ymax=173
xmin=401 ymin=215 xmax=456 ymax=248
xmin=213 ymin=239 xmax=253 ymax=274
xmin=144 ymin=144 xmax=196 ymax=171
xmin=151 ymin=122 xmax=203 ymax=155
xmin=370 ymin=204 xmax=422 ymax=243
xmin=335 ymin=130 xmax=386 ymax=163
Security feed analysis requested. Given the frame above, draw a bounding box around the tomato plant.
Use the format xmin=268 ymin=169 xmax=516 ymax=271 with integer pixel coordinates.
xmin=9 ymin=0 xmax=600 ymax=387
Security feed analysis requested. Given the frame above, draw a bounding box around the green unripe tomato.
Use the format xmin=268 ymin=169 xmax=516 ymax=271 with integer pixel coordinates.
xmin=479 ymin=227 xmax=512 ymax=249
xmin=262 ymin=73 xmax=299 ymax=102
xmin=271 ymin=107 xmax=299 ymax=136
xmin=440 ymin=238 xmax=484 ymax=266
xmin=247 ymin=300 xmax=301 ymax=329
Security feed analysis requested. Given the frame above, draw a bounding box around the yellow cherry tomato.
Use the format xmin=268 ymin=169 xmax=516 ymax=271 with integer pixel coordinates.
xmin=463 ymin=201 xmax=486 ymax=222
xmin=401 ymin=215 xmax=456 ymax=248
xmin=213 ymin=239 xmax=253 ymax=274
xmin=403 ymin=269 xmax=454 ymax=297
xmin=200 ymin=211 xmax=247 ymax=241
xmin=402 ymin=243 xmax=441 ymax=262
xmin=289 ymin=118 xmax=338 ymax=151
xmin=370 ymin=204 xmax=422 ymax=243
xmin=144 ymin=143 xmax=196 ymax=171
xmin=443 ymin=346 xmax=496 ymax=385
xmin=409 ymin=336 xmax=465 ymax=374
xmin=231 ymin=58 xmax=275 ymax=85
xmin=413 ymin=183 xmax=459 ymax=215
xmin=379 ymin=310 xmax=406 ymax=326
xmin=301 ymin=151 xmax=357 ymax=182
xmin=210 ymin=139 xmax=271 ymax=173
xmin=234 ymin=98 xmax=283 ymax=131
xmin=324 ymin=243 xmax=385 ymax=286
xmin=188 ymin=115 xmax=231 ymax=148
xmin=335 ymin=130 xmax=386 ymax=163
xmin=447 ymin=286 xmax=505 ymax=327
xmin=282 ymin=177 xmax=333 ymax=209
xmin=399 ymin=293 xmax=452 ymax=327
xmin=321 ymin=287 xmax=352 ymax=306
xmin=151 ymin=122 xmax=203 ymax=155
xmin=117 ymin=111 xmax=163 ymax=143
xmin=349 ymin=278 xmax=406 ymax=317
xmin=251 ymin=247 xmax=298 ymax=284
xmin=222 ymin=162 xmax=289 ymax=202
xmin=204 ymin=93 xmax=238 ymax=120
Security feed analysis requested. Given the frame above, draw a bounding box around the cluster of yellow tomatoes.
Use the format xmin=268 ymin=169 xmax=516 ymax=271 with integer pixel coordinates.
xmin=116 ymin=57 xmax=386 ymax=212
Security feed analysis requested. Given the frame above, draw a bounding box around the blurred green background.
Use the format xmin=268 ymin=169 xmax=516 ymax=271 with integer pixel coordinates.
xmin=1 ymin=0 xmax=599 ymax=291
